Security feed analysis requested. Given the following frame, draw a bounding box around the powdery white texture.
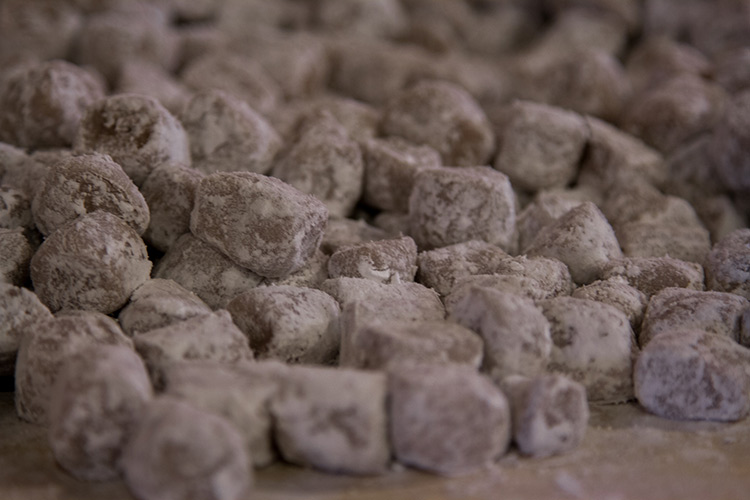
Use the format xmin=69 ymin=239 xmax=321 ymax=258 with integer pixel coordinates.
xmin=634 ymin=329 xmax=750 ymax=422
xmin=445 ymin=274 xmax=552 ymax=309
xmin=261 ymin=250 xmax=329 ymax=289
xmin=493 ymin=255 xmax=575 ymax=298
xmin=270 ymin=365 xmax=390 ymax=475
xmin=29 ymin=211 xmax=152 ymax=314
xmin=116 ymin=60 xmax=191 ymax=116
xmin=615 ymin=219 xmax=712 ymax=265
xmin=572 ymin=277 xmax=648 ymax=332
xmin=153 ymin=233 xmax=263 ymax=309
xmin=118 ymin=279 xmax=212 ymax=336
xmin=381 ymin=80 xmax=495 ymax=167
xmin=320 ymin=218 xmax=391 ymax=255
xmin=500 ymin=374 xmax=589 ymax=458
xmin=408 ymin=166 xmax=516 ymax=252
xmin=226 ymin=286 xmax=340 ymax=365
xmin=182 ymin=52 xmax=281 ymax=116
xmin=640 ymin=287 xmax=749 ymax=347
xmin=526 ymin=202 xmax=622 ymax=285
xmin=48 ymin=345 xmax=153 ymax=481
xmin=121 ymin=398 xmax=252 ymax=500
xmin=190 ymin=172 xmax=329 ymax=278
xmin=449 ymin=287 xmax=552 ymax=380
xmin=0 ymin=60 xmax=105 ymax=149
xmin=388 ymin=364 xmax=510 ymax=476
xmin=14 ymin=311 xmax=133 ymax=425
xmin=273 ymin=111 xmax=364 ymax=218
xmin=75 ymin=93 xmax=191 ymax=187
xmin=140 ymin=162 xmax=204 ymax=252
xmin=416 ymin=240 xmax=510 ymax=296
xmin=133 ymin=310 xmax=253 ymax=388
xmin=0 ymin=283 xmax=52 ymax=376
xmin=31 ymin=154 xmax=150 ymax=236
xmin=705 ymin=228 xmax=750 ymax=300
xmin=516 ymin=191 xmax=587 ymax=253
xmin=163 ymin=360 xmax=287 ymax=468
xmin=181 ymin=90 xmax=281 ymax=176
xmin=493 ymin=100 xmax=588 ymax=192
xmin=540 ymin=296 xmax=638 ymax=404
xmin=328 ymin=236 xmax=417 ymax=284
xmin=600 ymin=256 xmax=705 ymax=298
xmin=0 ymin=229 xmax=33 ymax=286
xmin=361 ymin=137 xmax=441 ymax=213
xmin=342 ymin=319 xmax=483 ymax=370
xmin=578 ymin=115 xmax=667 ymax=192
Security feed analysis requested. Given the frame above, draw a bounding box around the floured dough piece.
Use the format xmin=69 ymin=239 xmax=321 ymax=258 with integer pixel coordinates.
xmin=271 ymin=365 xmax=390 ymax=475
xmin=449 ymin=287 xmax=551 ymax=380
xmin=48 ymin=345 xmax=152 ymax=481
xmin=15 ymin=311 xmax=133 ymax=425
xmin=133 ymin=310 xmax=253 ymax=387
xmin=341 ymin=319 xmax=483 ymax=370
xmin=118 ymin=279 xmax=212 ymax=336
xmin=635 ymin=329 xmax=750 ymax=422
xmin=572 ymin=277 xmax=648 ymax=332
xmin=328 ymin=236 xmax=418 ymax=284
xmin=600 ymin=256 xmax=705 ymax=298
xmin=121 ymin=397 xmax=252 ymax=500
xmin=526 ymin=202 xmax=622 ymax=285
xmin=32 ymin=154 xmax=150 ymax=236
xmin=30 ymin=211 xmax=151 ymax=314
xmin=0 ymin=283 xmax=52 ymax=376
xmin=705 ymin=228 xmax=750 ymax=300
xmin=75 ymin=94 xmax=190 ymax=187
xmin=164 ymin=360 xmax=287 ymax=468
xmin=408 ymin=166 xmax=516 ymax=252
xmin=540 ymin=297 xmax=638 ymax=403
xmin=388 ymin=363 xmax=510 ymax=476
xmin=190 ymin=172 xmax=328 ymax=278
xmin=226 ymin=286 xmax=340 ymax=365
xmin=154 ymin=234 xmax=263 ymax=309
xmin=181 ymin=90 xmax=281 ymax=176
xmin=500 ymin=374 xmax=589 ymax=458
xmin=640 ymin=288 xmax=749 ymax=347
xmin=0 ymin=228 xmax=33 ymax=286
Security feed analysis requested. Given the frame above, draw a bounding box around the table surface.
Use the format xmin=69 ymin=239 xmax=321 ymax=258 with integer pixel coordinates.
xmin=1 ymin=390 xmax=749 ymax=500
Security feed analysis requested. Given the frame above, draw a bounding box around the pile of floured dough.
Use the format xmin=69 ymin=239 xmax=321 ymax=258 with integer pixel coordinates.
xmin=1 ymin=1 xmax=750 ymax=499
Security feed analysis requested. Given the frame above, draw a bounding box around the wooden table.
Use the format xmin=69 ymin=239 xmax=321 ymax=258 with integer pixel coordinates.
xmin=2 ymin=390 xmax=749 ymax=500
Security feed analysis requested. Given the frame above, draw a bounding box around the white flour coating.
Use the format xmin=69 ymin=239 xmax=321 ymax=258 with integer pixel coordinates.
xmin=501 ymin=374 xmax=589 ymax=458
xmin=640 ymin=287 xmax=749 ymax=347
xmin=29 ymin=211 xmax=151 ymax=314
xmin=540 ymin=296 xmax=638 ymax=404
xmin=48 ymin=345 xmax=152 ymax=481
xmin=270 ymin=365 xmax=390 ymax=475
xmin=190 ymin=172 xmax=328 ymax=278
xmin=133 ymin=310 xmax=254 ymax=387
xmin=516 ymin=191 xmax=587 ymax=252
xmin=328 ymin=236 xmax=417 ymax=284
xmin=31 ymin=154 xmax=150 ymax=236
xmin=572 ymin=277 xmax=649 ymax=331
xmin=526 ymin=202 xmax=623 ymax=285
xmin=154 ymin=234 xmax=264 ymax=309
xmin=181 ymin=90 xmax=281 ymax=175
xmin=226 ymin=286 xmax=340 ymax=364
xmin=14 ymin=311 xmax=133 ymax=425
xmin=0 ymin=283 xmax=52 ymax=373
xmin=0 ymin=229 xmax=33 ymax=286
xmin=381 ymin=80 xmax=495 ymax=166
xmin=388 ymin=364 xmax=510 ymax=476
xmin=449 ymin=286 xmax=552 ymax=380
xmin=163 ymin=361 xmax=287 ymax=468
xmin=409 ymin=166 xmax=517 ymax=252
xmin=416 ymin=240 xmax=510 ymax=296
xmin=0 ymin=186 xmax=33 ymax=230
xmin=494 ymin=100 xmax=588 ymax=192
xmin=118 ymin=279 xmax=212 ymax=336
xmin=344 ymin=319 xmax=484 ymax=370
xmin=600 ymin=256 xmax=705 ymax=298
xmin=121 ymin=397 xmax=252 ymax=500
xmin=273 ymin=111 xmax=364 ymax=218
xmin=705 ymin=228 xmax=750 ymax=299
xmin=75 ymin=94 xmax=191 ymax=186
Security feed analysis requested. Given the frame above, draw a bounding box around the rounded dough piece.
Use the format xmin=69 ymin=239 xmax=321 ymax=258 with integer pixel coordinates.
xmin=30 ymin=211 xmax=152 ymax=314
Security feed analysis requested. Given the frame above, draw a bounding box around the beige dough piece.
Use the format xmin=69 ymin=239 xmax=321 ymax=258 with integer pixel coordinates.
xmin=328 ymin=236 xmax=418 ymax=284
xmin=0 ymin=283 xmax=52 ymax=376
